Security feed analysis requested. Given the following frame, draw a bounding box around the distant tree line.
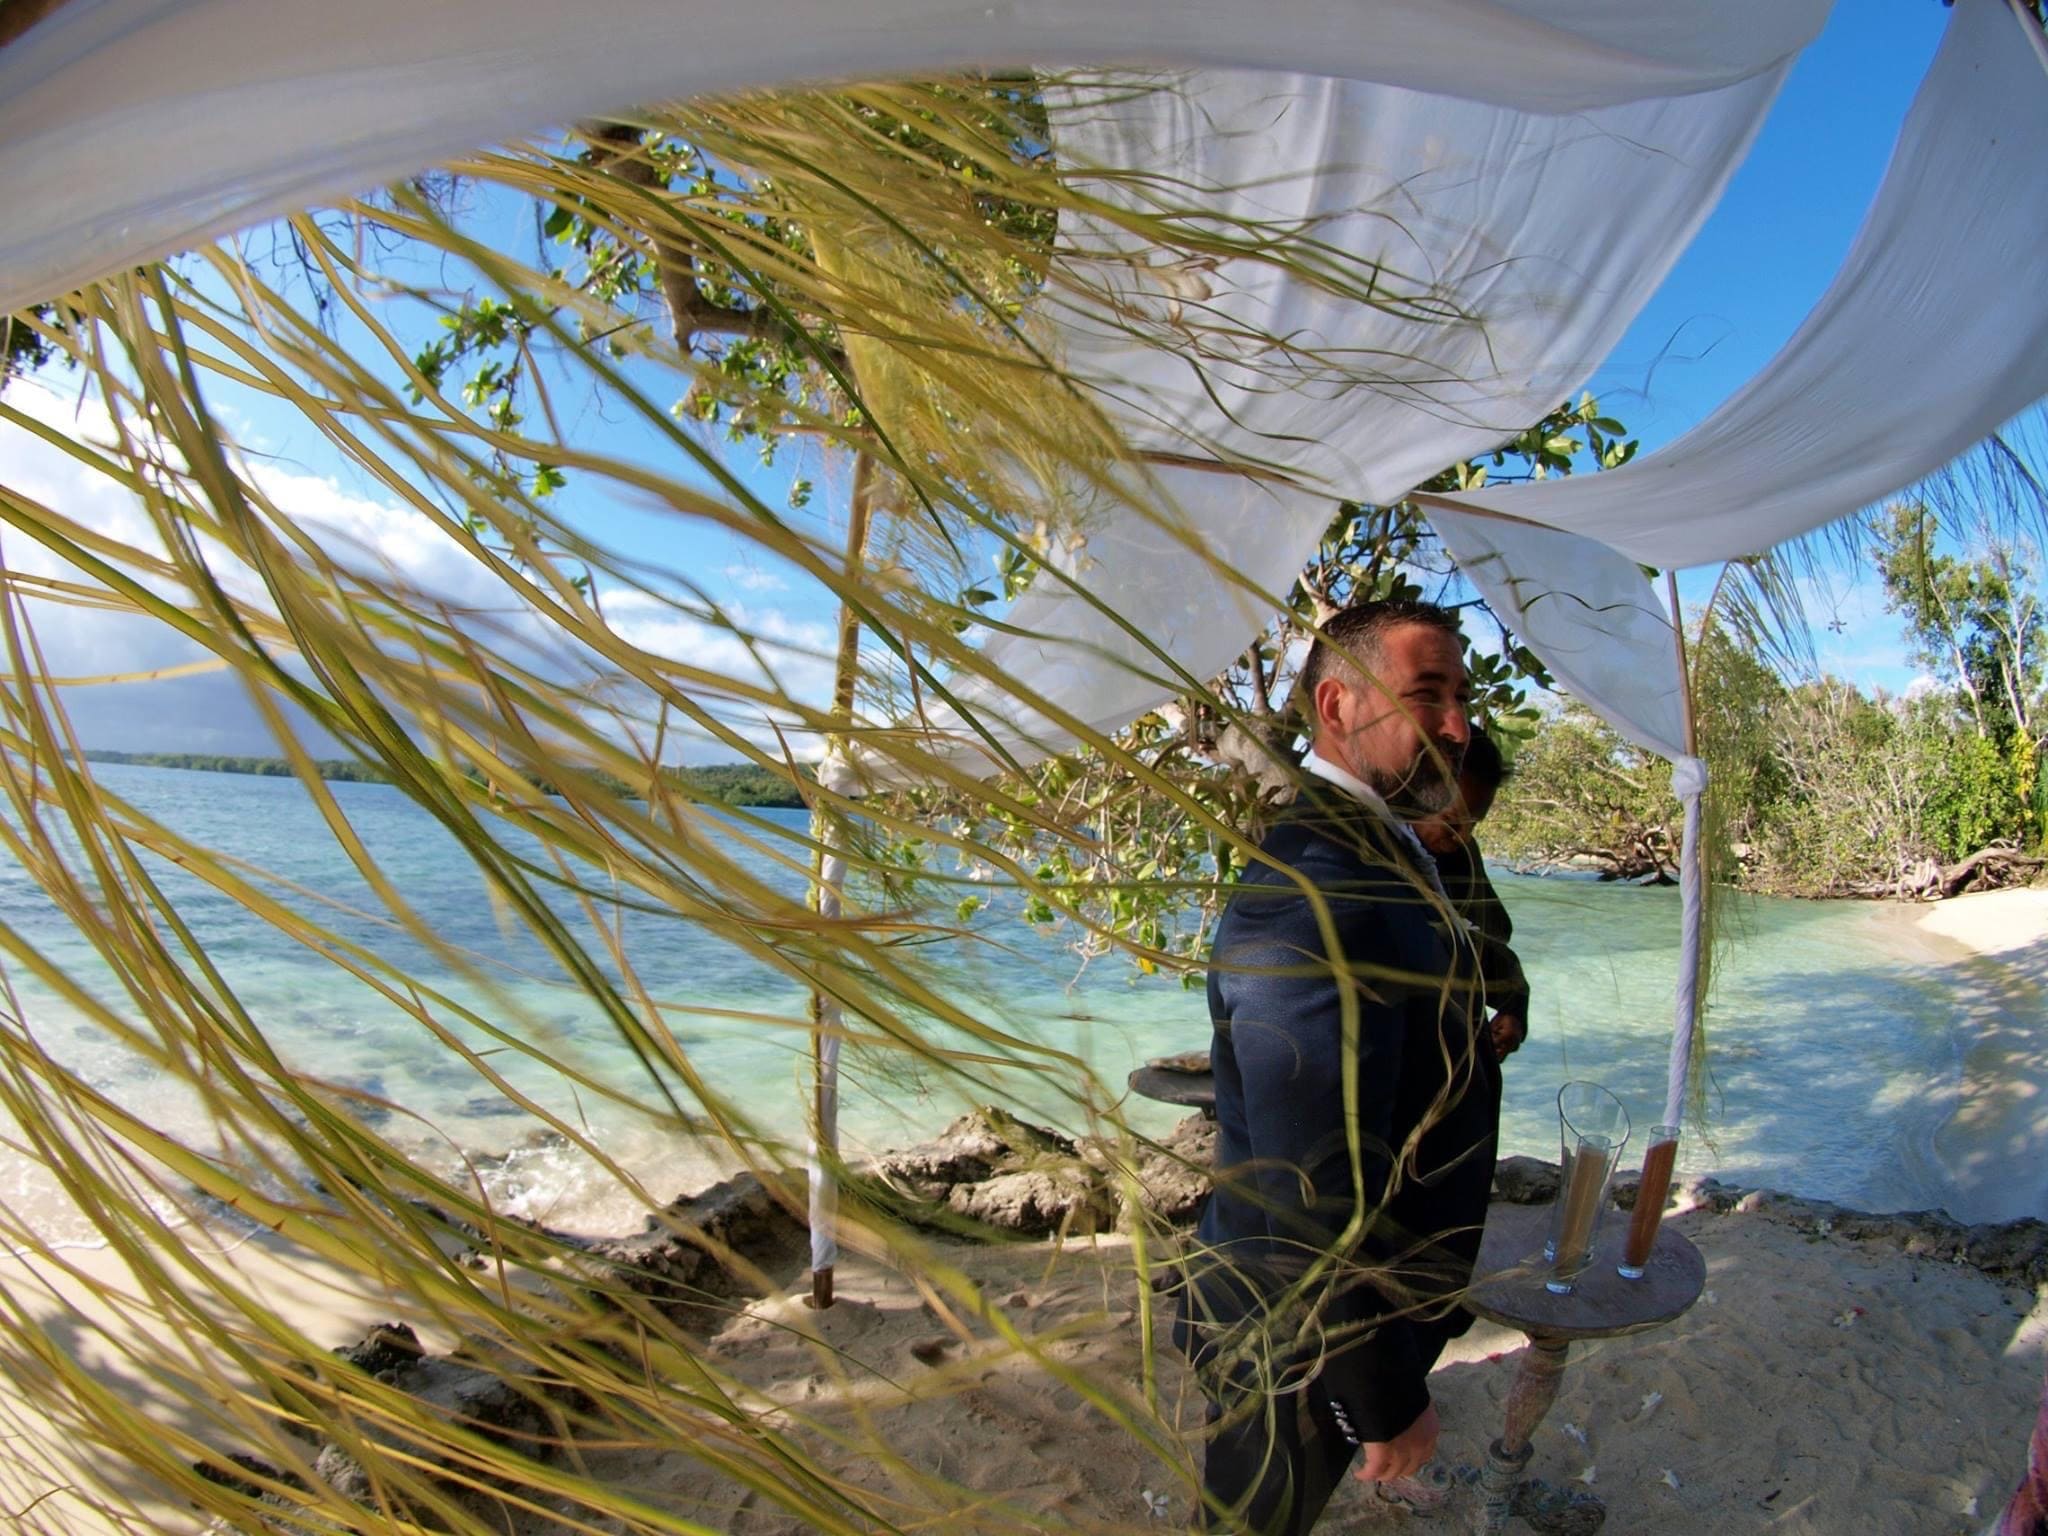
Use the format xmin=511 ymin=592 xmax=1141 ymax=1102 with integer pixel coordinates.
xmin=676 ymin=763 xmax=810 ymax=808
xmin=1488 ymin=503 xmax=2046 ymax=899
xmin=80 ymin=751 xmax=810 ymax=808
xmin=84 ymin=750 xmax=395 ymax=783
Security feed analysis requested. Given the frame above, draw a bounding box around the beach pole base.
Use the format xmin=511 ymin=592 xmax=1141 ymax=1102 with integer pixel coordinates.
xmin=1477 ymin=1439 xmax=1534 ymax=1534
xmin=1510 ymin=1478 xmax=1607 ymax=1535
xmin=1455 ymin=1462 xmax=1607 ymax=1536
xmin=1476 ymin=1336 xmax=1569 ymax=1533
xmin=1464 ymin=1206 xmax=1702 ymax=1533
xmin=807 ymin=1266 xmax=834 ymax=1310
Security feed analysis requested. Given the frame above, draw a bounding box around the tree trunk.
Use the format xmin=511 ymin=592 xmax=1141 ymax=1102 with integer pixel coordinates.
xmin=576 ymin=121 xmax=849 ymax=366
xmin=1935 ymin=845 xmax=2045 ymax=899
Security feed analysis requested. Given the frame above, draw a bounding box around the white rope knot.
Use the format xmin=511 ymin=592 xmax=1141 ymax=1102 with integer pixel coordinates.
xmin=816 ymin=748 xmax=865 ymax=798
xmin=1669 ymin=754 xmax=1709 ymax=801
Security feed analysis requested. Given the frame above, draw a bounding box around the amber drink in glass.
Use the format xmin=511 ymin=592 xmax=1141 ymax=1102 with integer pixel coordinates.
xmin=1619 ymin=1124 xmax=1681 ymax=1279
xmin=1542 ymin=1082 xmax=1630 ymax=1265
xmin=1546 ymin=1130 xmax=1625 ymax=1294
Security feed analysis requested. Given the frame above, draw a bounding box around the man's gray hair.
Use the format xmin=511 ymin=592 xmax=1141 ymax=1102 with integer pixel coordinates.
xmin=1296 ymin=598 xmax=1466 ymax=707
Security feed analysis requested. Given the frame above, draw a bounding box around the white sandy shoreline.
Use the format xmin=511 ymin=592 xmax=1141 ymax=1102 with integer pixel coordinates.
xmin=1902 ymin=888 xmax=2048 ymax=1226
xmin=3 ymin=1161 xmax=2042 ymax=1532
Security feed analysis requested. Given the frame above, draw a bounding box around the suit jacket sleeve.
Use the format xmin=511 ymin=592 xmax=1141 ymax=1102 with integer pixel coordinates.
xmin=1211 ymin=876 xmax=1435 ymax=1444
xmin=1467 ymin=862 xmax=1531 ymax=1022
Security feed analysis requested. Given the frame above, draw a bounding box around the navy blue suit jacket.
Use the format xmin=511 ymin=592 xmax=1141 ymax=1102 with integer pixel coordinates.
xmin=1186 ymin=786 xmax=1501 ymax=1444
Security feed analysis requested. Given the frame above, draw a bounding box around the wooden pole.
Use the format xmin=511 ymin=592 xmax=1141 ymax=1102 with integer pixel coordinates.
xmin=807 ymin=451 xmax=877 ymax=1311
xmin=1663 ymin=569 xmax=1705 ymax=1129
xmin=1666 ymin=570 xmax=1699 ymax=758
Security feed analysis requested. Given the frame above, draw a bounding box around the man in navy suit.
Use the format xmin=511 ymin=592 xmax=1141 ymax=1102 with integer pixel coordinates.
xmin=1182 ymin=598 xmax=1499 ymax=1534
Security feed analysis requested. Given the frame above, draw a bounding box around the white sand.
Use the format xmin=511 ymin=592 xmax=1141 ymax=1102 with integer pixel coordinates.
xmin=10 ymin=1187 xmax=2038 ymax=1535
xmin=494 ymin=1202 xmax=2044 ymax=1536
xmin=1916 ymin=886 xmax=2048 ymax=967
xmin=0 ymin=1231 xmax=415 ymax=1536
xmin=1912 ymin=887 xmax=2048 ymax=1225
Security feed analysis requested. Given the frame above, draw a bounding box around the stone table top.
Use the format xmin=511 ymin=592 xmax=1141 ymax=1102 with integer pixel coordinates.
xmin=1467 ymin=1201 xmax=1705 ymax=1342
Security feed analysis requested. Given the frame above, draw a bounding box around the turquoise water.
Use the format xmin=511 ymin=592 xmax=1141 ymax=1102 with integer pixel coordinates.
xmin=0 ymin=764 xmax=1979 ymax=1240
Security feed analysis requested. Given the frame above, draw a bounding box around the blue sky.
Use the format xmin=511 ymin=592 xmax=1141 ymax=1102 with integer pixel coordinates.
xmin=1596 ymin=0 xmax=1951 ymax=692
xmin=8 ymin=1 xmax=1984 ymax=754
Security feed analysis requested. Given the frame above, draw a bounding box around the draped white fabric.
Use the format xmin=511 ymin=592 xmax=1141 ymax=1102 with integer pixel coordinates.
xmin=1047 ymin=65 xmax=1789 ymax=501
xmin=1428 ymin=510 xmax=1690 ymax=764
xmin=924 ymin=0 xmax=2048 ymax=794
xmin=842 ymin=466 xmax=1337 ymax=783
xmin=1442 ymin=0 xmax=2048 ymax=570
xmin=864 ymin=59 xmax=1793 ymax=778
xmin=1417 ymin=0 xmax=2048 ymax=778
xmin=0 ymin=0 xmax=1826 ymax=320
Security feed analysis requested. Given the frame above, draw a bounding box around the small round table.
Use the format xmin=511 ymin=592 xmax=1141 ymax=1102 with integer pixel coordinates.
xmin=1127 ymin=1052 xmax=1217 ymax=1118
xmin=1462 ymin=1203 xmax=1706 ymax=1534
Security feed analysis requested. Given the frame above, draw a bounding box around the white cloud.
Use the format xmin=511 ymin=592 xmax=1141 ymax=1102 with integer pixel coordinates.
xmin=0 ymin=381 xmax=840 ymax=759
xmin=597 ymin=591 xmax=839 ymax=754
xmin=254 ymin=463 xmax=500 ymax=611
xmin=720 ymin=561 xmax=789 ymax=593
xmin=3 ymin=384 xmax=196 ymax=679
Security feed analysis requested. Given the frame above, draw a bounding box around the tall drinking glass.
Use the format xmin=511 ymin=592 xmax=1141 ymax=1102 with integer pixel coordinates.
xmin=1543 ymin=1082 xmax=1630 ymax=1294
xmin=1619 ymin=1124 xmax=1681 ymax=1279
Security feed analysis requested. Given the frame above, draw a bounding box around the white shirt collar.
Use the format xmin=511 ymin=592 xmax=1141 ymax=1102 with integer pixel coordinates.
xmin=1301 ymin=750 xmax=1394 ymax=818
xmin=1301 ymin=750 xmax=1452 ymax=905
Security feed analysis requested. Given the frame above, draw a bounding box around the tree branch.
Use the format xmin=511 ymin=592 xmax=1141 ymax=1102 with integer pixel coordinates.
xmin=577 ymin=121 xmax=849 ymax=365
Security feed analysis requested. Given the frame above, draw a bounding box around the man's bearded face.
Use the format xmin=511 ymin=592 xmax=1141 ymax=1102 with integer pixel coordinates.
xmin=1319 ymin=624 xmax=1471 ymax=817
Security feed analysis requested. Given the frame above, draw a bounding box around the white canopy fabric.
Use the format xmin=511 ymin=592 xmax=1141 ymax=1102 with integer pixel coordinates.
xmin=6 ymin=0 xmax=2045 ymax=1270
xmin=1423 ymin=0 xmax=2048 ymax=756
xmin=1426 ymin=511 xmax=1693 ymax=768
xmin=1047 ymin=64 xmax=1792 ymax=500
xmin=1442 ymin=0 xmax=2048 ymax=577
xmin=908 ymin=0 xmax=2048 ymax=799
xmin=858 ymin=55 xmax=1793 ymax=778
xmin=0 ymin=0 xmax=1829 ymax=321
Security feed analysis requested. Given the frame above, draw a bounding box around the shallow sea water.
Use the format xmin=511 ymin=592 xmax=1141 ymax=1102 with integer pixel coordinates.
xmin=0 ymin=763 xmax=1997 ymax=1241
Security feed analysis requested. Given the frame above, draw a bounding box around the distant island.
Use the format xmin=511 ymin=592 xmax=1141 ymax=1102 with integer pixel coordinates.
xmin=80 ymin=751 xmax=810 ymax=809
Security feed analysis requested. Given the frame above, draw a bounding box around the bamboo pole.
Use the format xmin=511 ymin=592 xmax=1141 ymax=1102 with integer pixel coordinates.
xmin=1662 ymin=568 xmax=1706 ymax=1129
xmin=1667 ymin=570 xmax=1700 ymax=759
xmin=806 ymin=450 xmax=877 ymax=1310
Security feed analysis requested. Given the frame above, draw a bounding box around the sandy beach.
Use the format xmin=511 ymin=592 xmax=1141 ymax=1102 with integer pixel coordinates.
xmin=0 ymin=887 xmax=2040 ymax=1535
xmin=500 ymin=1196 xmax=2044 ymax=1536
xmin=1917 ymin=888 xmax=2048 ymax=1227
